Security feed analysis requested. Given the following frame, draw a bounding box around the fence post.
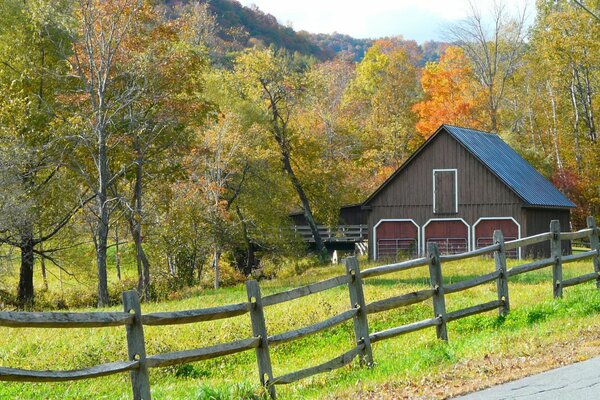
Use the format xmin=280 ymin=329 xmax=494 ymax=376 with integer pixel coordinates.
xmin=587 ymin=216 xmax=600 ymax=289
xmin=343 ymin=257 xmax=374 ymax=366
xmin=246 ymin=280 xmax=276 ymax=399
xmin=123 ymin=290 xmax=151 ymax=400
xmin=493 ymin=230 xmax=510 ymax=316
xmin=550 ymin=220 xmax=563 ymax=298
xmin=427 ymin=243 xmax=448 ymax=341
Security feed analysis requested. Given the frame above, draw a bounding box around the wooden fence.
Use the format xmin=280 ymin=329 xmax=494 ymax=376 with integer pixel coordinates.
xmin=1 ymin=217 xmax=600 ymax=399
xmin=292 ymin=224 xmax=368 ymax=243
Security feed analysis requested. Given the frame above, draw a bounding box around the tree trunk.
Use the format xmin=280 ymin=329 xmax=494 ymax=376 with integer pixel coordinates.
xmin=17 ymin=228 xmax=35 ymax=306
xmin=582 ymin=67 xmax=596 ymax=142
xmin=488 ymin=85 xmax=498 ymax=133
xmin=236 ymin=206 xmax=254 ymax=275
xmin=115 ymin=225 xmax=121 ymax=281
xmin=196 ymin=253 xmax=203 ymax=282
xmin=96 ymin=137 xmax=110 ymax=307
xmin=547 ymin=83 xmax=563 ymax=172
xmin=213 ymin=248 xmax=221 ymax=289
xmin=570 ymin=76 xmax=582 ymax=171
xmin=96 ymin=208 xmax=109 ymax=307
xmin=40 ymin=241 xmax=48 ymax=291
xmin=168 ymin=255 xmax=176 ymax=277
xmin=130 ymin=140 xmax=150 ymax=300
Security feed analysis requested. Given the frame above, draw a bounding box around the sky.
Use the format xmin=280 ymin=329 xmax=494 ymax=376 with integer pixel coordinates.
xmin=236 ymin=0 xmax=535 ymax=43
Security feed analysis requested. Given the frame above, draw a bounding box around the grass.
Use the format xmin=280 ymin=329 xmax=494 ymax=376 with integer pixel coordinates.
xmin=2 ymin=256 xmax=600 ymax=399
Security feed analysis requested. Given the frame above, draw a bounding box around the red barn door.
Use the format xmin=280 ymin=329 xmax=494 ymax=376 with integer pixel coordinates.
xmin=474 ymin=218 xmax=520 ymax=258
xmin=374 ymin=220 xmax=419 ymax=260
xmin=424 ymin=219 xmax=469 ymax=255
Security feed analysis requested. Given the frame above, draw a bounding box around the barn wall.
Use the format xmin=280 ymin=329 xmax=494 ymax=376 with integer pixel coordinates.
xmin=367 ymin=130 xmax=523 ymax=258
xmin=339 ymin=205 xmax=368 ymax=225
xmin=290 ymin=205 xmax=368 ymax=226
xmin=290 ymin=213 xmax=306 ymax=226
xmin=523 ymin=208 xmax=572 ymax=257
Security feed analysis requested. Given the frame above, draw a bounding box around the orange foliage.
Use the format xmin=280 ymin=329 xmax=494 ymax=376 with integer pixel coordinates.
xmin=412 ymin=47 xmax=486 ymax=138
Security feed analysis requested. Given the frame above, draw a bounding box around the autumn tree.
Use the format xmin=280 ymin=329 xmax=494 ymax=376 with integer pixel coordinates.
xmin=446 ymin=1 xmax=528 ymax=132
xmin=507 ymin=0 xmax=600 ymax=224
xmin=186 ymin=113 xmax=245 ymax=289
xmin=413 ymin=46 xmax=486 ymax=137
xmin=66 ymin=0 xmax=147 ymax=306
xmin=111 ymin=6 xmax=210 ymax=300
xmin=294 ymin=58 xmax=365 ymax=220
xmin=235 ymin=48 xmax=327 ymax=256
xmin=345 ymin=39 xmax=422 ymax=183
xmin=0 ymin=0 xmax=88 ymax=306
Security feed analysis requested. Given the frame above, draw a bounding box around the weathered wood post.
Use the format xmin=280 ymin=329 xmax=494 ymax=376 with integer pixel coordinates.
xmin=493 ymin=230 xmax=510 ymax=316
xmin=427 ymin=243 xmax=448 ymax=341
xmin=343 ymin=257 xmax=374 ymax=366
xmin=246 ymin=280 xmax=276 ymax=399
xmin=123 ymin=290 xmax=151 ymax=400
xmin=550 ymin=220 xmax=563 ymax=298
xmin=587 ymin=216 xmax=600 ymax=289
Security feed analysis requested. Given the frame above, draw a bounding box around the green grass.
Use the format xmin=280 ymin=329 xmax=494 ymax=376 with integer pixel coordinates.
xmin=2 ymin=257 xmax=600 ymax=399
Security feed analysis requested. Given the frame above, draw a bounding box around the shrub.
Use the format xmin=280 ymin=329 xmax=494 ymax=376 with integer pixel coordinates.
xmin=256 ymin=255 xmax=321 ymax=280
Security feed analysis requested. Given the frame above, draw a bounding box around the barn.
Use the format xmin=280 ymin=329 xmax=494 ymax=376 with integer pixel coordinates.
xmin=362 ymin=125 xmax=576 ymax=260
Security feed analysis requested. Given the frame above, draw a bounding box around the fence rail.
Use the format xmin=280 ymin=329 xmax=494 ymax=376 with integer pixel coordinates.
xmin=1 ymin=217 xmax=600 ymax=399
xmin=292 ymin=224 xmax=368 ymax=243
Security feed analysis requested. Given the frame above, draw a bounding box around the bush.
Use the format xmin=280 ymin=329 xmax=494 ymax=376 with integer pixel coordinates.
xmin=201 ymin=258 xmax=246 ymax=288
xmin=256 ymin=255 xmax=321 ymax=280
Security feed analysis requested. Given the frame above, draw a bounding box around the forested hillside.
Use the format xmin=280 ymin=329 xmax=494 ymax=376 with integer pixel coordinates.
xmin=165 ymin=0 xmax=447 ymax=63
xmin=0 ymin=0 xmax=598 ymax=309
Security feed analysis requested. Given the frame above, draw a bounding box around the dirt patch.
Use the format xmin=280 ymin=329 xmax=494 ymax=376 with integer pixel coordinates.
xmin=332 ymin=327 xmax=600 ymax=399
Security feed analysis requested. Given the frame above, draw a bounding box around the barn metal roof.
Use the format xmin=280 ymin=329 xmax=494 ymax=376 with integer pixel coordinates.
xmin=443 ymin=125 xmax=575 ymax=208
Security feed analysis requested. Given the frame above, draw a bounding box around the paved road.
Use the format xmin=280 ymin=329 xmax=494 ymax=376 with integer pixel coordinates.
xmin=455 ymin=357 xmax=600 ymax=399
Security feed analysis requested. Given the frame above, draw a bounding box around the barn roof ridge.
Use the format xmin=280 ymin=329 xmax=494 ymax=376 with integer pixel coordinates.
xmin=362 ymin=124 xmax=575 ymax=209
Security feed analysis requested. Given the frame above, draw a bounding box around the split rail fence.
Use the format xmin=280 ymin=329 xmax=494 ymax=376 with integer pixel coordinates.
xmin=1 ymin=217 xmax=600 ymax=399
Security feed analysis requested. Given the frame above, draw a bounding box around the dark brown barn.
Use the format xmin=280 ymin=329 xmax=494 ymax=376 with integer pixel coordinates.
xmin=362 ymin=125 xmax=575 ymax=260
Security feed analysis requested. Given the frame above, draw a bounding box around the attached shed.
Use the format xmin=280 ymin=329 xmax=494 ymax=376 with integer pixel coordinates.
xmin=289 ymin=204 xmax=368 ymax=252
xmin=363 ymin=125 xmax=575 ymax=260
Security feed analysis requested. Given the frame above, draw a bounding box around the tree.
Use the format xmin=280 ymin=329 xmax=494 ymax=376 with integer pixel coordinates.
xmin=344 ymin=39 xmax=422 ymax=183
xmin=573 ymin=0 xmax=600 ymax=22
xmin=66 ymin=0 xmax=147 ymax=306
xmin=197 ymin=67 xmax=302 ymax=281
xmin=507 ymin=0 xmax=600 ymax=224
xmin=446 ymin=1 xmax=528 ymax=132
xmin=235 ymin=48 xmax=327 ymax=256
xmin=0 ymin=0 xmax=87 ymax=306
xmin=112 ymin=6 xmax=209 ymax=300
xmin=187 ymin=113 xmax=245 ymax=289
xmin=294 ymin=58 xmax=365 ymax=220
xmin=413 ymin=46 xmax=486 ymax=137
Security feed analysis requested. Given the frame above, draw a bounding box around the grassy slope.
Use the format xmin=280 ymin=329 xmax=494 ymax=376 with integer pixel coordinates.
xmin=2 ymin=257 xmax=600 ymax=399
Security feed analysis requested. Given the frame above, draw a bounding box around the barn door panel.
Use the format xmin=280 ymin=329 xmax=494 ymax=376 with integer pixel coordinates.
xmin=474 ymin=218 xmax=520 ymax=258
xmin=375 ymin=221 xmax=419 ymax=260
xmin=424 ymin=219 xmax=469 ymax=255
xmin=434 ymin=170 xmax=457 ymax=214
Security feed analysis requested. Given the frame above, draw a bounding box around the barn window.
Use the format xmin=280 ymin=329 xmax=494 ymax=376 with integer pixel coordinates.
xmin=433 ymin=169 xmax=457 ymax=214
